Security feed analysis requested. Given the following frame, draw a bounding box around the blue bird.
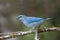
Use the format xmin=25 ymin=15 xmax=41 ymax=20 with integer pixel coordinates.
xmin=16 ymin=15 xmax=51 ymax=40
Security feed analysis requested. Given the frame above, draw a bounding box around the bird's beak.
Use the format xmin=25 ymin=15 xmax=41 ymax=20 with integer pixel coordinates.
xmin=16 ymin=18 xmax=18 ymax=20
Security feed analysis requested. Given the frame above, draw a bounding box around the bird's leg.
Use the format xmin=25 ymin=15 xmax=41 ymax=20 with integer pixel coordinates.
xmin=35 ymin=29 xmax=40 ymax=40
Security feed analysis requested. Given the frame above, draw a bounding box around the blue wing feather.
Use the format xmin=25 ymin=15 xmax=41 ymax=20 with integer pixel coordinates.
xmin=24 ymin=17 xmax=44 ymax=24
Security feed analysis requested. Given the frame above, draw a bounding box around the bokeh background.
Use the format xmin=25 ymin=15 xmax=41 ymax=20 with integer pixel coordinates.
xmin=0 ymin=0 xmax=60 ymax=40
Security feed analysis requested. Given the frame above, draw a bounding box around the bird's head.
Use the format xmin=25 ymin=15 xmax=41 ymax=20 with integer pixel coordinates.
xmin=16 ymin=15 xmax=27 ymax=21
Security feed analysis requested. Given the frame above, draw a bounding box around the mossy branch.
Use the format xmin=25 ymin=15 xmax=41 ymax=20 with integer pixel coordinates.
xmin=0 ymin=27 xmax=60 ymax=40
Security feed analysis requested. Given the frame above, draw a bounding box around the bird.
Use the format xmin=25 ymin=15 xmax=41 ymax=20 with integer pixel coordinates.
xmin=16 ymin=15 xmax=51 ymax=40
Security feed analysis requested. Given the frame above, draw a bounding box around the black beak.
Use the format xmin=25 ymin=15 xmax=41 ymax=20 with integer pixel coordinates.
xmin=16 ymin=16 xmax=22 ymax=20
xmin=16 ymin=17 xmax=19 ymax=20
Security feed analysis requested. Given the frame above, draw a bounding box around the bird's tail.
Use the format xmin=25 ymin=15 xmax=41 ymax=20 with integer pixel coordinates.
xmin=45 ymin=18 xmax=52 ymax=20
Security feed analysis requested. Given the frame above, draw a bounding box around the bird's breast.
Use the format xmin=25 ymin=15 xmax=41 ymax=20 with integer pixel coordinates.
xmin=22 ymin=20 xmax=40 ymax=28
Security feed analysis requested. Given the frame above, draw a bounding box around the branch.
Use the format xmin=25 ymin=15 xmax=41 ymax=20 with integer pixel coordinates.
xmin=38 ymin=27 xmax=60 ymax=32
xmin=0 ymin=27 xmax=60 ymax=40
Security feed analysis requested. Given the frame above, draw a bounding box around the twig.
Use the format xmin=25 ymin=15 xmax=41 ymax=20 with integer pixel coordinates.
xmin=0 ymin=27 xmax=60 ymax=40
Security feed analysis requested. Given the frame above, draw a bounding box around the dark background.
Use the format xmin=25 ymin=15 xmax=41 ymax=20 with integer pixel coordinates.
xmin=0 ymin=0 xmax=60 ymax=40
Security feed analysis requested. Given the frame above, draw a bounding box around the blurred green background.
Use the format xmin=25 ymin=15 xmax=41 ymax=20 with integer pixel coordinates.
xmin=0 ymin=0 xmax=60 ymax=40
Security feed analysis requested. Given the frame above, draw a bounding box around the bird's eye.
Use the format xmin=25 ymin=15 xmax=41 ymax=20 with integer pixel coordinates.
xmin=19 ymin=16 xmax=22 ymax=18
xmin=16 ymin=16 xmax=22 ymax=20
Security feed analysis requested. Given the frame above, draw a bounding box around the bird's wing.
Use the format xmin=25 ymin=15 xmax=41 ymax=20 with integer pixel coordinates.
xmin=24 ymin=17 xmax=44 ymax=24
